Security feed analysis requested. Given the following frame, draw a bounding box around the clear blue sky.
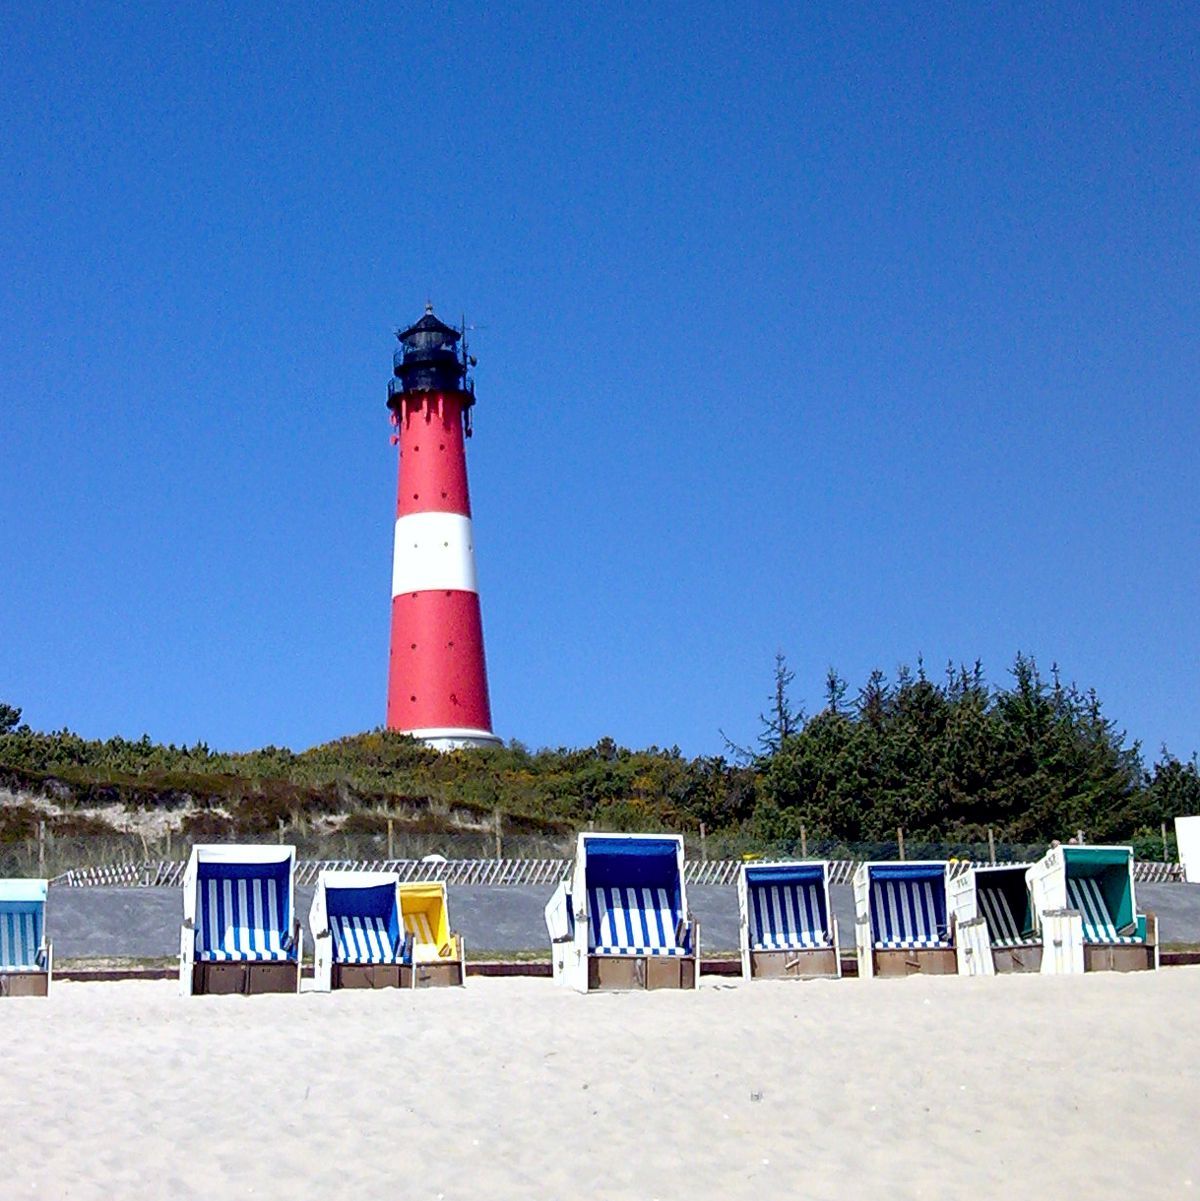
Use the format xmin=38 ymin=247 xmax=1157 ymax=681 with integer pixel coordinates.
xmin=2 ymin=4 xmax=1197 ymax=761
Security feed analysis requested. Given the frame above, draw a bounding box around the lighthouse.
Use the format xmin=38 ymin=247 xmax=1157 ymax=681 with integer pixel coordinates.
xmin=385 ymin=306 xmax=500 ymax=749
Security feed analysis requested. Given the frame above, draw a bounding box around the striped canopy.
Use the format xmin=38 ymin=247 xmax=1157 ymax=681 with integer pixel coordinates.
xmin=196 ymin=875 xmax=295 ymax=962
xmin=870 ymin=874 xmax=950 ymax=949
xmin=1067 ymin=877 xmax=1140 ymax=944
xmin=589 ymin=885 xmax=689 ymax=956
xmin=0 ymin=906 xmax=45 ymax=972
xmin=747 ymin=880 xmax=830 ymax=951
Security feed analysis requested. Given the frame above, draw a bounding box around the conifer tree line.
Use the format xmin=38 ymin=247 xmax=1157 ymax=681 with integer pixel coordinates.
xmin=0 ymin=653 xmax=1196 ymax=854
xmin=748 ymin=654 xmax=1198 ymax=853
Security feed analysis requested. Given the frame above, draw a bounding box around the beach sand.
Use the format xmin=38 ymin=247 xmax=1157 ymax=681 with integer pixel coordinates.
xmin=3 ymin=970 xmax=1199 ymax=1200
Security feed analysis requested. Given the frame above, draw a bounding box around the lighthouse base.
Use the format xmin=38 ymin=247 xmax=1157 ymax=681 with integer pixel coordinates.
xmin=402 ymin=727 xmax=503 ymax=752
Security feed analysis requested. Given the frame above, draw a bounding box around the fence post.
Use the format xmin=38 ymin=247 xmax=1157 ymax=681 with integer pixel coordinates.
xmin=987 ymin=827 xmax=996 ymax=866
xmin=700 ymin=822 xmax=707 ymax=863
xmin=494 ymin=808 xmax=503 ymax=860
xmin=37 ymin=821 xmax=45 ymax=875
xmin=387 ymin=818 xmax=395 ymax=860
xmin=1162 ymin=821 xmax=1169 ymax=863
xmin=165 ymin=828 xmax=172 ymax=860
xmin=800 ymin=823 xmax=808 ymax=859
xmin=277 ymin=819 xmax=285 ymax=845
xmin=897 ymin=827 xmax=906 ymax=861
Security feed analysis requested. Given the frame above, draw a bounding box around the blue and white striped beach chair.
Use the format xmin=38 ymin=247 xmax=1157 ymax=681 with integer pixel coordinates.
xmin=738 ymin=862 xmax=840 ymax=979
xmin=180 ymin=845 xmax=302 ymax=996
xmin=0 ymin=879 xmax=51 ymax=997
xmin=310 ymin=869 xmax=413 ymax=991
xmin=545 ymin=833 xmax=699 ymax=991
xmin=852 ymin=861 xmax=957 ymax=978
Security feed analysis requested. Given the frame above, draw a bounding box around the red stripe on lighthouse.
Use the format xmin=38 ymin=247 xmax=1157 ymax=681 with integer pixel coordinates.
xmin=386 ymin=590 xmax=493 ymax=732
xmin=395 ymin=393 xmax=472 ymax=517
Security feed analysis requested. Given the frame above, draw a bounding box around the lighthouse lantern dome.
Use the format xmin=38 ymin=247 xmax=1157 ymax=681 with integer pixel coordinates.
xmin=391 ymin=304 xmax=466 ymax=398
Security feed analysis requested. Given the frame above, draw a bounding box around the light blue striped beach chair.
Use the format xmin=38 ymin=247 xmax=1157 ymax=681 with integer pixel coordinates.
xmin=310 ymin=869 xmax=413 ymax=991
xmin=0 ymin=879 xmax=51 ymax=997
xmin=544 ymin=833 xmax=698 ymax=991
xmin=180 ymin=845 xmax=302 ymax=996
xmin=852 ymin=861 xmax=957 ymax=978
xmin=738 ymin=862 xmax=840 ymax=979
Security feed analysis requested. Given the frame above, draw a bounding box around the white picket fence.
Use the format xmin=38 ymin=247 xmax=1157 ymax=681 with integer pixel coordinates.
xmin=50 ymin=856 xmax=1186 ymax=888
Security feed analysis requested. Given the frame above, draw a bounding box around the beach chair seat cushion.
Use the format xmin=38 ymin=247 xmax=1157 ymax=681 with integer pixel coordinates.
xmin=1067 ymin=877 xmax=1141 ymax=944
xmin=329 ymin=914 xmax=404 ymax=965
xmin=871 ymin=877 xmax=950 ymax=949
xmin=0 ymin=909 xmax=45 ymax=972
xmin=977 ymin=885 xmax=1037 ymax=948
xmin=589 ymin=886 xmax=689 ymax=956
xmin=196 ymin=876 xmax=295 ymax=961
xmin=748 ymin=882 xmax=830 ymax=951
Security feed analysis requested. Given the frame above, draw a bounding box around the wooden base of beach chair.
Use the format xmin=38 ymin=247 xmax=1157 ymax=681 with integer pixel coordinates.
xmin=192 ymin=962 xmax=299 ymax=995
xmin=1083 ymin=944 xmax=1155 ymax=972
xmin=413 ymin=962 xmax=463 ymax=988
xmin=993 ymin=946 xmax=1043 ymax=973
xmin=872 ymin=948 xmax=958 ymax=977
xmin=1081 ymin=910 xmax=1157 ymax=972
xmin=0 ymin=971 xmax=48 ymax=997
xmin=587 ymin=956 xmax=697 ymax=991
xmin=749 ymin=949 xmax=840 ymax=980
xmin=332 ymin=964 xmax=410 ymax=990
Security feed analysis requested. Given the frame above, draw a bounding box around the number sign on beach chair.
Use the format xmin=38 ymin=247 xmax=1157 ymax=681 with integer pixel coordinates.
xmin=1026 ymin=845 xmax=1157 ymax=974
xmin=310 ymin=870 xmax=414 ymax=991
xmin=399 ymin=881 xmax=465 ymax=987
xmin=545 ymin=833 xmax=699 ymax=992
xmin=852 ymin=861 xmax=957 ymax=978
xmin=0 ymin=879 xmax=52 ymax=998
xmin=949 ymin=864 xmax=1042 ymax=975
xmin=738 ymin=861 xmax=840 ymax=980
xmin=179 ymin=845 xmax=302 ymax=996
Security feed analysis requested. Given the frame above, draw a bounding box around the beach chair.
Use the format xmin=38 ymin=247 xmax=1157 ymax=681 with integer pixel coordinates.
xmin=399 ymin=881 xmax=465 ymax=987
xmin=0 ymin=879 xmax=52 ymax=997
xmin=310 ymin=869 xmax=413 ymax=992
xmin=179 ymin=844 xmax=302 ymax=996
xmin=1026 ymin=845 xmax=1158 ymax=974
xmin=738 ymin=861 xmax=840 ymax=980
xmin=949 ymin=864 xmax=1041 ymax=975
xmin=852 ymin=861 xmax=957 ymax=978
xmin=545 ymin=832 xmax=699 ymax=992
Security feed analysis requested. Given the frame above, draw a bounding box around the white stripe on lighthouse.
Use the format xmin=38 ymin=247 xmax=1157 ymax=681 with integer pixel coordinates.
xmin=392 ymin=512 xmax=478 ymax=597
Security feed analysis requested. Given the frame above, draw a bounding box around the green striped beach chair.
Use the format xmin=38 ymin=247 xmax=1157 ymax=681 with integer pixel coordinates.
xmin=949 ymin=865 xmax=1041 ymax=975
xmin=1026 ymin=845 xmax=1158 ymax=974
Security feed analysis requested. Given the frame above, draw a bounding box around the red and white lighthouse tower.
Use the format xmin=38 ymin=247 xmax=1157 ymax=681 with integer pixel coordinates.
xmin=385 ymin=306 xmax=500 ymax=749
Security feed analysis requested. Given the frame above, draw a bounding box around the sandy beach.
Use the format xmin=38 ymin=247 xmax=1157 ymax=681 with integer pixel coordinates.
xmin=3 ymin=970 xmax=1199 ymax=1200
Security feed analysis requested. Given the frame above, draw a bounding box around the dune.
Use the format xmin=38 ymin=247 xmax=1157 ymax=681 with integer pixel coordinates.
xmin=2 ymin=970 xmax=1199 ymax=1199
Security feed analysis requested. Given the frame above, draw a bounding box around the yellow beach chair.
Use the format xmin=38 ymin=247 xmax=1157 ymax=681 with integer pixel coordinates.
xmin=399 ymin=881 xmax=465 ymax=987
